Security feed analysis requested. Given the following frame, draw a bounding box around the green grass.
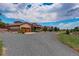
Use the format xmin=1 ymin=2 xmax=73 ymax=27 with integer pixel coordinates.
xmin=0 ymin=40 xmax=3 ymax=55
xmin=58 ymin=32 xmax=79 ymax=48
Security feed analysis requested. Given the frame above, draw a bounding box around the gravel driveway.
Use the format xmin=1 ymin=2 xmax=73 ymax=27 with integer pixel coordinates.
xmin=0 ymin=32 xmax=78 ymax=56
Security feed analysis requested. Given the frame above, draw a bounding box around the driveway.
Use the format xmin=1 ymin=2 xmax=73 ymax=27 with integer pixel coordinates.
xmin=0 ymin=32 xmax=78 ymax=56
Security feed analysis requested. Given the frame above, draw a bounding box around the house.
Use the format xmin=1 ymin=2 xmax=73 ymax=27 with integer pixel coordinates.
xmin=6 ymin=22 xmax=32 ymax=33
xmin=31 ymin=23 xmax=42 ymax=32
xmin=6 ymin=22 xmax=42 ymax=33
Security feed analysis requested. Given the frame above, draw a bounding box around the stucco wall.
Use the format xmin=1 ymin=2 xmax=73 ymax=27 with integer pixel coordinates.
xmin=20 ymin=24 xmax=31 ymax=29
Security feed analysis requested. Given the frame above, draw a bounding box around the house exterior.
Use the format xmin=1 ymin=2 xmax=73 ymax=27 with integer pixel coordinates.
xmin=6 ymin=22 xmax=42 ymax=33
xmin=6 ymin=22 xmax=32 ymax=32
xmin=31 ymin=23 xmax=42 ymax=32
xmin=20 ymin=23 xmax=32 ymax=32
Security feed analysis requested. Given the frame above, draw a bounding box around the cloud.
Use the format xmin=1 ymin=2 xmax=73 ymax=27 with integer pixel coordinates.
xmin=0 ymin=3 xmax=73 ymax=22
xmin=57 ymin=21 xmax=79 ymax=29
xmin=1 ymin=3 xmax=79 ymax=22
xmin=0 ymin=3 xmax=79 ymax=29
xmin=2 ymin=3 xmax=59 ymax=22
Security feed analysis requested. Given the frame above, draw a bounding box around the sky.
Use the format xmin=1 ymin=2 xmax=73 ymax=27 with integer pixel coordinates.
xmin=0 ymin=3 xmax=79 ymax=29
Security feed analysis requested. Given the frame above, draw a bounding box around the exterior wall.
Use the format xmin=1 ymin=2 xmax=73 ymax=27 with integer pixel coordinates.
xmin=8 ymin=26 xmax=20 ymax=31
xmin=10 ymin=27 xmax=20 ymax=30
xmin=20 ymin=24 xmax=31 ymax=29
xmin=32 ymin=27 xmax=41 ymax=32
xmin=20 ymin=24 xmax=32 ymax=32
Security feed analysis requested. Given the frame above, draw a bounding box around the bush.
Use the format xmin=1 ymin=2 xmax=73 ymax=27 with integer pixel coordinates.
xmin=0 ymin=22 xmax=6 ymax=28
xmin=66 ymin=29 xmax=70 ymax=34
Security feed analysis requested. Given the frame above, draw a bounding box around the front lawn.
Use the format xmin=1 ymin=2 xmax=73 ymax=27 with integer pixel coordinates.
xmin=58 ymin=32 xmax=79 ymax=52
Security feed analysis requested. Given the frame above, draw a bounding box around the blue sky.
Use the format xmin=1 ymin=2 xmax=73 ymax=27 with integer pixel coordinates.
xmin=0 ymin=3 xmax=79 ymax=29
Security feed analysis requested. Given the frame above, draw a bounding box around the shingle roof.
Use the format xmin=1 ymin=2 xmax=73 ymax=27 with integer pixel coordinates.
xmin=7 ymin=23 xmax=23 ymax=27
xmin=6 ymin=22 xmax=42 ymax=28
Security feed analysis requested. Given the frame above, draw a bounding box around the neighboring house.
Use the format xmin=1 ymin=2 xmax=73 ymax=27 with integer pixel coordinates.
xmin=20 ymin=23 xmax=32 ymax=32
xmin=31 ymin=23 xmax=42 ymax=32
xmin=6 ymin=22 xmax=42 ymax=33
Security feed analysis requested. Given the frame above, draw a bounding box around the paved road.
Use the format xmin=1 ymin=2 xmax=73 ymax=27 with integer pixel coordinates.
xmin=0 ymin=32 xmax=79 ymax=56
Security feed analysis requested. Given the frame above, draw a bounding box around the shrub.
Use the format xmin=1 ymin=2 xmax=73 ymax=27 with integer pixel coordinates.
xmin=66 ymin=29 xmax=70 ymax=34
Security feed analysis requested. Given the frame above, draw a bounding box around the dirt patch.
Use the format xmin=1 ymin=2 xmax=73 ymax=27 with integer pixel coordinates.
xmin=74 ymin=48 xmax=79 ymax=52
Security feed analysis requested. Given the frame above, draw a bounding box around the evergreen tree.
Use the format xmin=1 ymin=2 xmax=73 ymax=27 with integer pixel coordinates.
xmin=54 ymin=27 xmax=59 ymax=31
xmin=66 ymin=29 xmax=70 ymax=34
xmin=74 ymin=27 xmax=79 ymax=31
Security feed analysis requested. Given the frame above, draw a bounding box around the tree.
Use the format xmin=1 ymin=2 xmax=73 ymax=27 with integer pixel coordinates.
xmin=66 ymin=29 xmax=70 ymax=34
xmin=0 ymin=22 xmax=6 ymax=28
xmin=74 ymin=27 xmax=79 ymax=31
xmin=32 ymin=27 xmax=36 ymax=32
xmin=54 ymin=27 xmax=59 ymax=31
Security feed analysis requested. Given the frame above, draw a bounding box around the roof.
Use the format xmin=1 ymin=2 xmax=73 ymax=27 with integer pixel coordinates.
xmin=6 ymin=22 xmax=42 ymax=28
xmin=31 ymin=23 xmax=41 ymax=27
xmin=6 ymin=23 xmax=23 ymax=27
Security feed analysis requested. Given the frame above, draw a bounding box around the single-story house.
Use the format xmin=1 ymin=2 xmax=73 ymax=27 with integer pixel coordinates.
xmin=6 ymin=22 xmax=32 ymax=32
xmin=6 ymin=22 xmax=42 ymax=33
